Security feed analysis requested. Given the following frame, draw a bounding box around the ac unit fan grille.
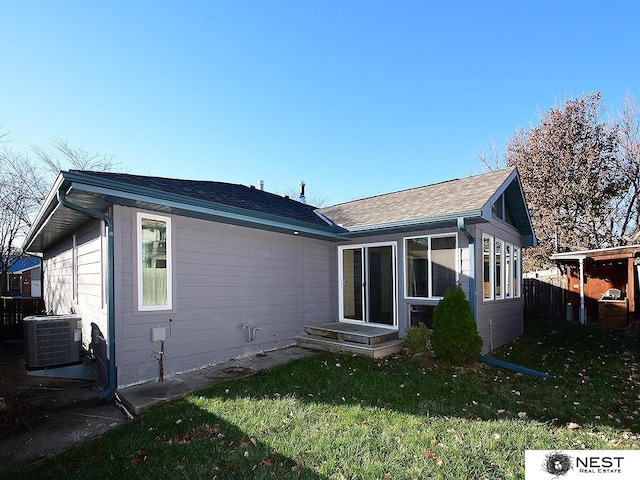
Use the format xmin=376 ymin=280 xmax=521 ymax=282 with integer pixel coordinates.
xmin=34 ymin=321 xmax=76 ymax=365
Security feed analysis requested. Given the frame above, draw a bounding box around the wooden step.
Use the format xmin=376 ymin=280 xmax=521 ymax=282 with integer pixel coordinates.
xmin=304 ymin=322 xmax=399 ymax=346
xmin=296 ymin=333 xmax=405 ymax=358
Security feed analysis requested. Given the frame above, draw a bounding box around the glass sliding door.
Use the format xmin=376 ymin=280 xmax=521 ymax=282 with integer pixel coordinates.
xmin=339 ymin=243 xmax=397 ymax=327
xmin=341 ymin=247 xmax=364 ymax=321
xmin=367 ymin=246 xmax=395 ymax=325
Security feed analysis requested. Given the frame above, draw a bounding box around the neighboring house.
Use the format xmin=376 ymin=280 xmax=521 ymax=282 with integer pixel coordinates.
xmin=550 ymin=246 xmax=640 ymax=330
xmin=2 ymin=255 xmax=41 ymax=297
xmin=22 ymin=167 xmax=535 ymax=391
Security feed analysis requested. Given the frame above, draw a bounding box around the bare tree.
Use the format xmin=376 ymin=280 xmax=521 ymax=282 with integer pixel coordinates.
xmin=0 ymin=126 xmax=118 ymax=286
xmin=0 ymin=141 xmax=46 ymax=283
xmin=475 ymin=136 xmax=505 ymax=172
xmin=32 ymin=137 xmax=118 ymax=181
xmin=285 ymin=183 xmax=330 ymax=207
xmin=505 ymin=93 xmax=625 ymax=270
xmin=615 ymin=90 xmax=640 ymax=242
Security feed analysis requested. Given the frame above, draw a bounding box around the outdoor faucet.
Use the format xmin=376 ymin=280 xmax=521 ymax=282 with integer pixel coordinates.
xmin=242 ymin=324 xmax=262 ymax=342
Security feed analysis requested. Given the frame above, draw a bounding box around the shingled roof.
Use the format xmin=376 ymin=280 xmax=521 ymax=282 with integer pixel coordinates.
xmin=72 ymin=170 xmax=329 ymax=228
xmin=318 ymin=168 xmax=517 ymax=231
xmin=24 ymin=167 xmax=534 ymax=253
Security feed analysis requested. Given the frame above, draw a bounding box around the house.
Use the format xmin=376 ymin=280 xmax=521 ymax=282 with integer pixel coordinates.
xmin=550 ymin=245 xmax=640 ymax=330
xmin=22 ymin=167 xmax=535 ymax=394
xmin=2 ymin=255 xmax=41 ymax=297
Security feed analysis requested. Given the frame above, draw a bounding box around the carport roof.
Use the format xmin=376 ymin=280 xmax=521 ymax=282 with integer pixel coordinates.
xmin=550 ymin=245 xmax=640 ymax=262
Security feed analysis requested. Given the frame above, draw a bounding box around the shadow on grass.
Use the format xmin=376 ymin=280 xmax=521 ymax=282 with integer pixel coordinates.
xmin=4 ymin=399 xmax=329 ymax=480
xmin=199 ymin=319 xmax=640 ymax=434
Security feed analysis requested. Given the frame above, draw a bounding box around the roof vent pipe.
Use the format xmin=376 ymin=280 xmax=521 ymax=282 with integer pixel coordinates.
xmin=299 ymin=181 xmax=307 ymax=204
xmin=259 ymin=180 xmax=264 ymax=191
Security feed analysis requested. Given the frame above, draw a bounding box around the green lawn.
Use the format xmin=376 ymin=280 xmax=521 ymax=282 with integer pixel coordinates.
xmin=3 ymin=320 xmax=639 ymax=479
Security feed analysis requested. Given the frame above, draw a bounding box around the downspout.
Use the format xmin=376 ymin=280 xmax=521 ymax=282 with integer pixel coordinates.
xmin=57 ymin=188 xmax=116 ymax=400
xmin=457 ymin=217 xmax=476 ymax=319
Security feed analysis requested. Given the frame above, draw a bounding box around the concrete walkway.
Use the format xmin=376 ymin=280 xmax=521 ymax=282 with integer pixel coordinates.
xmin=117 ymin=346 xmax=315 ymax=415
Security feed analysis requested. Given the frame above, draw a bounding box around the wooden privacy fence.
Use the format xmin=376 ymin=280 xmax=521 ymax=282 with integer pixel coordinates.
xmin=523 ymin=278 xmax=567 ymax=320
xmin=0 ymin=298 xmax=45 ymax=340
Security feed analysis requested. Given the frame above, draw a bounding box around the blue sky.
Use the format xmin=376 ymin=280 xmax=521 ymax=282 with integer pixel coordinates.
xmin=2 ymin=1 xmax=639 ymax=204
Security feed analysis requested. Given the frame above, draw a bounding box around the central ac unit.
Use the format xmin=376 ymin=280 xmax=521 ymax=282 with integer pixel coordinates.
xmin=24 ymin=314 xmax=82 ymax=370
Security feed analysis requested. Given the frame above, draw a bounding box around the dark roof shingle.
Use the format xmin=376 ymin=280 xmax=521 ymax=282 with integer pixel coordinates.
xmin=72 ymin=170 xmax=330 ymax=228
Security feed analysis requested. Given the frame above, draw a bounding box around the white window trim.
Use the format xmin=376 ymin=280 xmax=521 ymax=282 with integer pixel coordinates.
xmin=495 ymin=239 xmax=504 ymax=300
xmin=136 ymin=212 xmax=173 ymax=312
xmin=483 ymin=234 xmax=522 ymax=302
xmin=483 ymin=234 xmax=494 ymax=301
xmin=506 ymin=243 xmax=512 ymax=298
xmin=513 ymin=246 xmax=521 ymax=298
xmin=338 ymin=241 xmax=398 ymax=328
xmin=404 ymin=233 xmax=458 ymax=301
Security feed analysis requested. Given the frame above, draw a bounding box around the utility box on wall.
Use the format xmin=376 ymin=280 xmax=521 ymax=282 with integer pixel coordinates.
xmin=152 ymin=327 xmax=166 ymax=342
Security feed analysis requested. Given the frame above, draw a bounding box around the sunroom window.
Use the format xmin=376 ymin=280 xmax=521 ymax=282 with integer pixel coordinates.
xmin=405 ymin=234 xmax=457 ymax=299
xmin=483 ymin=233 xmax=521 ymax=302
xmin=137 ymin=212 xmax=172 ymax=311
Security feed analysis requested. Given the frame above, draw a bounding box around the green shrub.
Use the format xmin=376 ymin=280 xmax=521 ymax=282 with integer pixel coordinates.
xmin=431 ymin=284 xmax=482 ymax=365
xmin=404 ymin=323 xmax=432 ymax=356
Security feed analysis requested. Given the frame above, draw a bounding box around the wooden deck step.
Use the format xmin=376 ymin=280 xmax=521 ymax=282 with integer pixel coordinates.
xmin=304 ymin=322 xmax=399 ymax=345
xmin=296 ymin=322 xmax=404 ymax=358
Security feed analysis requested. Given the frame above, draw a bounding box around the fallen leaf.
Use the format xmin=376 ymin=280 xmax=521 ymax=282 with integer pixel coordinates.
xmin=261 ymin=458 xmax=275 ymax=469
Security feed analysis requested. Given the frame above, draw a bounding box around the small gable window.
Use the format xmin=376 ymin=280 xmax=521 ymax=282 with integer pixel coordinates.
xmin=405 ymin=234 xmax=458 ymax=299
xmin=137 ymin=212 xmax=172 ymax=311
xmin=492 ymin=193 xmax=517 ymax=227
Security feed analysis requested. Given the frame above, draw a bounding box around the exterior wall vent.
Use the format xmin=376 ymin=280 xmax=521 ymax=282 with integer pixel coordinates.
xmin=24 ymin=314 xmax=82 ymax=370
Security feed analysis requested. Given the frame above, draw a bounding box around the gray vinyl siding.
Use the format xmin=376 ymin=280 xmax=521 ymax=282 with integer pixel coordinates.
xmin=42 ymin=219 xmax=106 ymax=350
xmin=115 ymin=206 xmax=336 ymax=387
xmin=473 ymin=220 xmax=524 ymax=354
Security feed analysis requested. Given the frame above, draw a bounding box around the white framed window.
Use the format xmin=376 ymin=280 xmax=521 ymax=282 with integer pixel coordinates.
xmin=404 ymin=233 xmax=458 ymax=299
xmin=505 ymin=243 xmax=512 ymax=298
xmin=495 ymin=239 xmax=504 ymax=299
xmin=483 ymin=234 xmax=494 ymax=300
xmin=137 ymin=212 xmax=172 ymax=311
xmin=513 ymin=246 xmax=521 ymax=298
xmin=483 ymin=234 xmax=521 ymax=302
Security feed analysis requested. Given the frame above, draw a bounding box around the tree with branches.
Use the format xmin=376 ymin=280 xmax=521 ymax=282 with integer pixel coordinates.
xmin=504 ymin=93 xmax=627 ymax=270
xmin=0 ymin=125 xmax=118 ymax=291
xmin=615 ymin=90 xmax=640 ymax=243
